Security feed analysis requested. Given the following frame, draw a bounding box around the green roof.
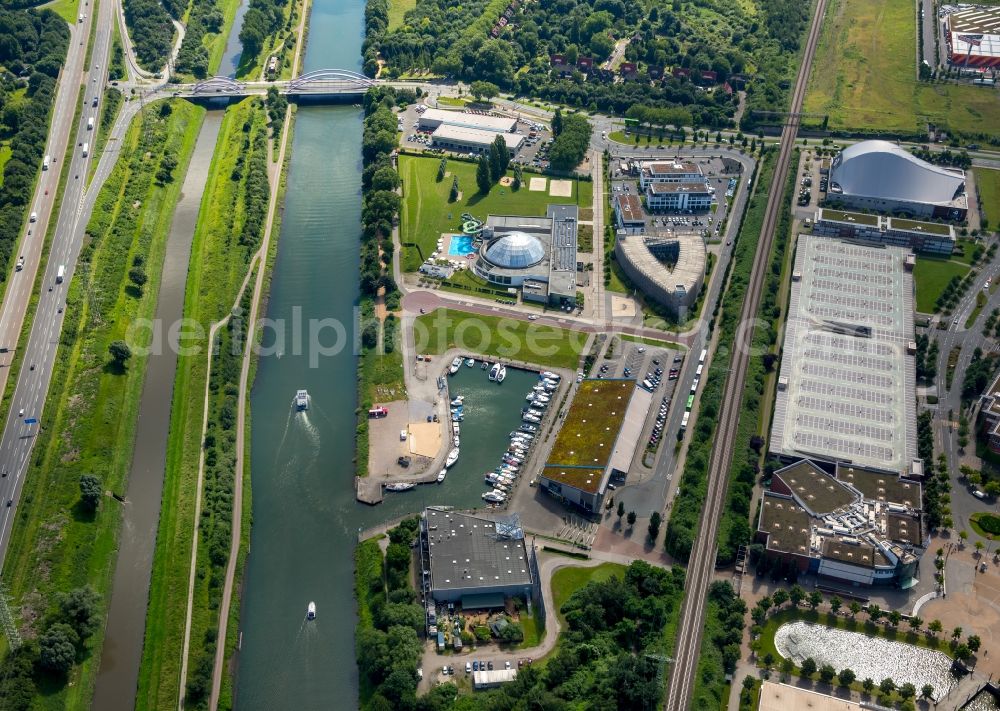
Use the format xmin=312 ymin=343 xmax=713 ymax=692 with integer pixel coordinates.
xmin=890 ymin=217 xmax=952 ymax=236
xmin=820 ymin=209 xmax=879 ymax=226
xmin=546 ymin=379 xmax=634 ymax=468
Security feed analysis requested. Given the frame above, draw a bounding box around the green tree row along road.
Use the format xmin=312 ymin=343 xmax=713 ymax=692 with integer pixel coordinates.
xmin=0 ymin=101 xmax=205 ymax=711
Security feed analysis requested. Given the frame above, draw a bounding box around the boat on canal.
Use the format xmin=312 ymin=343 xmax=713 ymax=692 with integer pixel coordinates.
xmin=449 ymin=357 xmax=462 ymax=374
xmin=385 ymin=482 xmax=415 ymax=492
xmin=497 ymin=365 xmax=506 ymax=383
xmin=489 ymin=362 xmax=501 ymax=381
xmin=437 ymin=469 xmax=447 ymax=483
xmin=295 ymin=389 xmax=310 ymax=411
xmin=307 ymin=602 xmax=316 ymax=620
xmin=445 ymin=448 xmax=460 ymax=467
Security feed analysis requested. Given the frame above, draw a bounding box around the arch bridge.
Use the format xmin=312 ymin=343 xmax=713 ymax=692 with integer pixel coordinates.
xmin=187 ymin=69 xmax=376 ymax=98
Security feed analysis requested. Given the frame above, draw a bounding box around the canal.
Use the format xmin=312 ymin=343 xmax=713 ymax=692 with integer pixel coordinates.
xmin=233 ymin=0 xmax=553 ymax=705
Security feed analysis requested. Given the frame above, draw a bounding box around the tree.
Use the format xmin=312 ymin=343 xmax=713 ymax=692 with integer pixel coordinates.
xmin=899 ymin=682 xmax=916 ymax=700
xmin=772 ymin=589 xmax=789 ymax=608
xmin=928 ymin=619 xmax=943 ymax=636
xmin=436 ymin=158 xmax=447 ymax=182
xmin=960 ymin=530 xmax=969 ymax=544
xmin=512 ymin=163 xmax=522 ymax=190
xmin=128 ymin=266 xmax=148 ymax=288
xmin=800 ymin=657 xmax=817 ymax=678
xmin=954 ymin=643 xmax=971 ymax=660
xmin=647 ymin=511 xmax=662 ymax=541
xmin=848 ymin=601 xmax=861 ymax=619
xmin=469 ymin=80 xmax=499 ymax=102
xmin=888 ymin=610 xmax=902 ymax=628
xmin=908 ymin=616 xmax=923 ymax=632
xmin=952 ymin=626 xmax=964 ymax=640
xmin=476 ymin=154 xmax=491 ymax=194
xmin=552 ymin=108 xmax=563 ymax=137
xmin=838 ymin=668 xmax=856 ymax=687
xmin=742 ymin=675 xmax=755 ymax=691
xmin=57 ymin=586 xmax=102 ymax=640
xmin=921 ymin=684 xmax=935 ymax=700
xmin=780 ymin=657 xmax=794 ymax=678
xmin=866 ymin=604 xmax=882 ymax=623
xmin=627 ymin=510 xmax=637 ymax=528
xmin=829 ymin=595 xmax=842 ymax=616
xmin=108 ymin=340 xmax=132 ymax=366
xmin=862 ymin=678 xmax=875 ymax=694
xmin=489 ymin=134 xmax=509 ymax=182
xmin=39 ymin=623 xmax=78 ymax=674
xmin=818 ymin=664 xmax=835 ymax=684
xmin=789 ymin=585 xmax=805 ymax=607
xmin=79 ymin=474 xmax=103 ymax=511
xmin=879 ymin=678 xmax=896 ymax=695
xmin=807 ymin=591 xmax=822 ymax=610
xmin=967 ymin=634 xmax=982 ymax=653
xmin=617 ymin=501 xmax=625 ymax=520
xmin=449 ymin=176 xmax=459 ymax=202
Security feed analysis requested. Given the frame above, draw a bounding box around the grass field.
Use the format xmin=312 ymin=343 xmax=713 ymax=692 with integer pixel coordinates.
xmin=803 ymin=0 xmax=1000 ymax=136
xmin=41 ymin=0 xmax=79 ymax=24
xmin=0 ymin=142 xmax=10 ymax=187
xmin=136 ymin=98 xmax=268 ymax=711
xmin=413 ymin=308 xmax=588 ymax=370
xmin=913 ymin=257 xmax=971 ymax=312
xmin=977 ymin=168 xmax=1000 ymax=230
xmin=0 ymin=102 xmax=205 ymax=711
xmin=388 ymin=0 xmax=416 ymax=30
xmin=398 ymin=154 xmax=592 ymax=272
xmin=550 ymin=562 xmax=626 ymax=626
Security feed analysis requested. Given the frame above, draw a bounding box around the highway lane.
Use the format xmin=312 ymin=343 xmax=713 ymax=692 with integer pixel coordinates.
xmin=661 ymin=0 xmax=829 ymax=707
xmin=0 ymin=0 xmax=117 ymax=561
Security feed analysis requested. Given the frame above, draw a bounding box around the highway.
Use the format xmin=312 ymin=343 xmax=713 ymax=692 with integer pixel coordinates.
xmin=660 ymin=0 xmax=829 ymax=708
xmin=0 ymin=0 xmax=118 ymax=560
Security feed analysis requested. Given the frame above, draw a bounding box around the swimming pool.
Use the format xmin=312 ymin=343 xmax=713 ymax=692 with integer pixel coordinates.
xmin=448 ymin=235 xmax=475 ymax=256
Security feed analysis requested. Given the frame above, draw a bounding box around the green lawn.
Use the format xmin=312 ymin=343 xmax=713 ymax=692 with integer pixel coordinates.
xmin=0 ymin=142 xmax=10 ymax=187
xmin=550 ymin=562 xmax=626 ymax=626
xmin=804 ymin=0 xmax=1000 ymax=136
xmin=388 ymin=0 xmax=416 ymax=30
xmin=620 ymin=333 xmax=687 ymax=350
xmin=977 ymin=168 xmax=1000 ymax=231
xmin=137 ymin=98 xmax=269 ymax=711
xmin=970 ymin=512 xmax=1000 ymax=540
xmin=398 ymin=154 xmax=592 ymax=272
xmin=518 ymin=609 xmax=543 ymax=649
xmin=41 ymin=0 xmax=79 ymax=24
xmin=913 ymin=257 xmax=970 ymax=313
xmin=0 ymin=102 xmax=205 ymax=711
xmin=413 ymin=308 xmax=588 ymax=370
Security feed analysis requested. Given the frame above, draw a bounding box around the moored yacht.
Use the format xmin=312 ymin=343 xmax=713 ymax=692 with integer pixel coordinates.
xmin=307 ymin=602 xmax=316 ymax=620
xmin=445 ymin=448 xmax=460 ymax=467
xmin=488 ymin=362 xmax=501 ymax=381
xmin=449 ymin=357 xmax=462 ymax=374
xmin=385 ymin=482 xmax=415 ymax=492
xmin=437 ymin=469 xmax=447 ymax=483
xmin=497 ymin=365 xmax=506 ymax=383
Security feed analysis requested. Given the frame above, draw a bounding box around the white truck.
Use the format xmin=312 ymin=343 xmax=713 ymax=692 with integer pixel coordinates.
xmin=87 ymin=116 xmax=94 ymax=130
xmin=56 ymin=265 xmax=65 ymax=284
xmin=82 ymin=142 xmax=89 ymax=157
xmin=43 ymin=155 xmax=50 ymax=171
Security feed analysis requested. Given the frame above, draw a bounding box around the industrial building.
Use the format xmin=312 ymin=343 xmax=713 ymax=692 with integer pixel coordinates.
xmin=638 ymin=160 xmax=705 ymax=189
xmin=826 ymin=140 xmax=968 ymax=220
xmin=417 ymin=108 xmax=518 ymax=133
xmin=430 ymin=124 xmax=524 ymax=155
xmin=419 ymin=508 xmax=535 ymax=606
xmin=613 ymin=232 xmax=705 ymax=317
xmin=644 ymin=181 xmax=714 ymax=212
xmin=945 ymin=5 xmax=1000 ymax=69
xmin=538 ymin=380 xmax=650 ymax=512
xmin=755 ymin=459 xmax=924 ymax=586
xmin=473 ymin=204 xmax=578 ymax=306
xmin=769 ymin=235 xmax=919 ymax=475
xmin=613 ymin=194 xmax=646 ymax=233
xmin=811 ymin=208 xmax=956 ymax=255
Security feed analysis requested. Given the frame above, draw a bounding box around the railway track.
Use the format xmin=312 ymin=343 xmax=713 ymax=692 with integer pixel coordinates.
xmin=662 ymin=0 xmax=829 ymax=708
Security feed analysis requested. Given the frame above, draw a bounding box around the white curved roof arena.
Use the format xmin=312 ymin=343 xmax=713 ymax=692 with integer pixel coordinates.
xmin=829 ymin=140 xmax=965 ymax=206
xmin=484 ymin=231 xmax=546 ymax=269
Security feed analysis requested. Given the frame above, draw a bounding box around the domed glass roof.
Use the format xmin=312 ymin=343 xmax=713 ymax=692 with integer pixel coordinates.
xmin=484 ymin=231 xmax=545 ymax=269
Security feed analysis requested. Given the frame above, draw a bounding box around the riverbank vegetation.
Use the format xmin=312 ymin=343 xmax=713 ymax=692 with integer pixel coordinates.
xmin=137 ymin=98 xmax=272 ymax=711
xmin=0 ymin=100 xmax=205 ymax=710
xmin=370 ymin=0 xmax=810 ymax=128
xmin=397 ymin=154 xmax=591 ymax=272
xmin=414 ymin=308 xmax=587 ymax=370
xmin=355 ymin=518 xmax=427 ymax=709
xmin=174 ymin=0 xmax=244 ymax=79
xmin=239 ymin=0 xmax=292 ymax=70
xmin=663 ymin=150 xmax=774 ymax=562
xmin=804 ymin=0 xmax=1000 ymax=139
xmin=0 ymin=7 xmax=69 ymax=288
xmin=237 ymin=0 xmax=304 ymax=79
xmin=123 ymin=0 xmax=178 ymax=72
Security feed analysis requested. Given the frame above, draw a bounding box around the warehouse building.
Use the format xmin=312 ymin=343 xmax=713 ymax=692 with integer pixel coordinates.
xmin=539 ymin=380 xmax=649 ymax=512
xmin=645 ymin=181 xmax=714 ymax=212
xmin=418 ymin=108 xmax=518 ymax=133
xmin=812 ymin=208 xmax=956 ymax=255
xmin=769 ymin=235 xmax=918 ymax=475
xmin=613 ymin=194 xmax=646 ymax=233
xmin=638 ymin=160 xmax=705 ymax=189
xmin=430 ymin=124 xmax=524 ymax=155
xmin=826 ymin=140 xmax=968 ymax=220
xmin=945 ymin=5 xmax=1000 ymax=69
xmin=756 ymin=459 xmax=924 ymax=587
xmin=614 ymin=232 xmax=705 ymax=317
xmin=420 ymin=508 xmax=535 ymax=606
xmin=473 ymin=204 xmax=578 ymax=306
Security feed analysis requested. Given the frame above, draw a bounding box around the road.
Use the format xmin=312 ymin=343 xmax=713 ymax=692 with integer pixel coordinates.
xmin=0 ymin=0 xmax=119 ymax=559
xmin=661 ymin=0 xmax=828 ymax=707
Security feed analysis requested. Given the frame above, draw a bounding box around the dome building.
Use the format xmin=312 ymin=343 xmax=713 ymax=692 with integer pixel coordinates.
xmin=473 ymin=205 xmax=579 ymax=306
xmin=826 ymin=140 xmax=967 ymax=220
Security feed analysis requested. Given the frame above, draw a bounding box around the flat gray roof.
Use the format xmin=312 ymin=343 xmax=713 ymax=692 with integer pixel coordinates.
xmin=432 ymin=124 xmax=523 ymax=149
xmin=770 ymin=236 xmax=916 ymax=472
xmin=607 ymin=385 xmax=653 ymax=475
xmin=424 ymin=509 xmax=533 ymax=593
xmin=421 ymin=108 xmax=517 ymax=132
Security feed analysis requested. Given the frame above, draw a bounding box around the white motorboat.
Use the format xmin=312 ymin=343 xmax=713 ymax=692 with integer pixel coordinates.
xmin=489 ymin=362 xmax=501 ymax=381
xmin=450 ymin=396 xmax=465 ymax=406
xmin=519 ymin=424 xmax=538 ymax=433
xmin=295 ymin=389 xmax=310 ymax=411
xmin=482 ymin=490 xmax=506 ymax=503
xmin=437 ymin=469 xmax=447 ymax=483
xmin=522 ymin=414 xmax=540 ymax=423
xmin=466 ymin=358 xmax=475 ymax=367
xmin=497 ymin=366 xmax=506 ymax=383
xmin=445 ymin=448 xmax=460 ymax=467
xmin=449 ymin=357 xmax=462 ymax=374
xmin=532 ymin=384 xmax=547 ymax=392
xmin=307 ymin=602 xmax=316 ymax=620
xmin=453 ymin=436 xmax=460 ymax=447
xmin=481 ymin=360 xmax=490 ymax=370
xmin=385 ymin=482 xmax=415 ymax=492
xmin=541 ymin=371 xmax=560 ymax=380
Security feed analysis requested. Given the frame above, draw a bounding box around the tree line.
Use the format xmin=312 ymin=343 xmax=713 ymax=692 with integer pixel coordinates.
xmin=174 ymin=0 xmax=225 ymax=78
xmin=548 ymin=111 xmax=591 ymax=172
xmin=239 ymin=0 xmax=292 ymax=67
xmin=0 ymin=7 xmax=69 ymax=283
xmin=123 ymin=0 xmax=176 ymax=71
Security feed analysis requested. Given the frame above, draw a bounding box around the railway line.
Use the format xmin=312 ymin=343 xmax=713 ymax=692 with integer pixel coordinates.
xmin=661 ymin=0 xmax=829 ymax=707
